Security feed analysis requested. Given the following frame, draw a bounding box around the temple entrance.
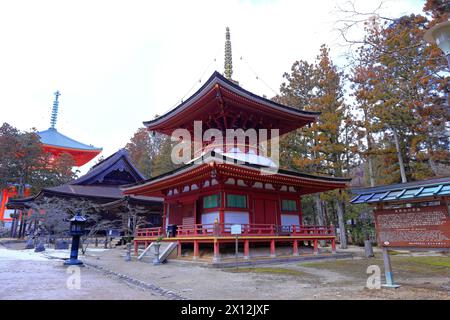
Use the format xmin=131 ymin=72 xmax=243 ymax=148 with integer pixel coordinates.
xmin=253 ymin=199 xmax=278 ymax=225
xmin=181 ymin=202 xmax=195 ymax=226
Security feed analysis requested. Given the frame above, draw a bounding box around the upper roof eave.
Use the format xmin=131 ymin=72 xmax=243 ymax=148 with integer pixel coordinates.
xmin=143 ymin=71 xmax=320 ymax=130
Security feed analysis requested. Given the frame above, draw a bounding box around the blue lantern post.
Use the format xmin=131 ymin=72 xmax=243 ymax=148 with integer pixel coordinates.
xmin=64 ymin=212 xmax=87 ymax=266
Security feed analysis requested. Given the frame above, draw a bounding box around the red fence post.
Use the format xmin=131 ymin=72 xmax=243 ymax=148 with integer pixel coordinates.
xmin=270 ymin=240 xmax=276 ymax=258
xmin=177 ymin=241 xmax=182 ymax=257
xmin=134 ymin=240 xmax=138 ymax=256
xmin=193 ymin=240 xmax=199 ymax=260
xmin=213 ymin=240 xmax=220 ymax=263
xmin=313 ymin=239 xmax=318 ymax=255
xmin=293 ymin=240 xmax=299 ymax=256
xmin=244 ymin=240 xmax=250 ymax=260
xmin=331 ymin=238 xmax=336 ymax=254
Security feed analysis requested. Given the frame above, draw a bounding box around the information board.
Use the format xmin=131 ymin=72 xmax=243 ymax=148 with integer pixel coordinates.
xmin=231 ymin=224 xmax=242 ymax=235
xmin=374 ymin=205 xmax=450 ymax=248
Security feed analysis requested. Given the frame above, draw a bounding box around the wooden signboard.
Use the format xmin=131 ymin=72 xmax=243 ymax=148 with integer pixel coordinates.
xmin=374 ymin=205 xmax=450 ymax=248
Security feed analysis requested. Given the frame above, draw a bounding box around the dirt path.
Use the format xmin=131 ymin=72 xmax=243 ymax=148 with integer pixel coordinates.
xmin=0 ymin=246 xmax=167 ymax=300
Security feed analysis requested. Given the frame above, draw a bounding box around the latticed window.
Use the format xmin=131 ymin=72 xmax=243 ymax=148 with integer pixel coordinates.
xmin=282 ymin=199 xmax=297 ymax=211
xmin=226 ymin=194 xmax=247 ymax=208
xmin=203 ymin=194 xmax=220 ymax=209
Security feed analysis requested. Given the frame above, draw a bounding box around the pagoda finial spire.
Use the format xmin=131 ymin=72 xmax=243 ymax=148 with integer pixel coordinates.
xmin=50 ymin=90 xmax=61 ymax=129
xmin=224 ymin=27 xmax=233 ymax=80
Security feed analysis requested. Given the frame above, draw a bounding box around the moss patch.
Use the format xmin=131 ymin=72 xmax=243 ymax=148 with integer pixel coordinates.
xmin=299 ymin=254 xmax=449 ymax=278
xmin=392 ymin=256 xmax=450 ymax=269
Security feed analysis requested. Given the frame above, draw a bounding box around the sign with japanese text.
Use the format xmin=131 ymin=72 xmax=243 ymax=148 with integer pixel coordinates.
xmin=374 ymin=205 xmax=450 ymax=248
xmin=231 ymin=224 xmax=242 ymax=235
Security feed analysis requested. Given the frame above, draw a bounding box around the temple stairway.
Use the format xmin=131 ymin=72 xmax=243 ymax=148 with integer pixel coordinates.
xmin=138 ymin=242 xmax=178 ymax=263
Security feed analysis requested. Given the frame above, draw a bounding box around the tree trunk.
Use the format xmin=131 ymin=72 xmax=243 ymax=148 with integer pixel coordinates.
xmin=392 ymin=127 xmax=407 ymax=183
xmin=335 ymin=200 xmax=347 ymax=249
xmin=10 ymin=215 xmax=17 ymax=238
xmin=20 ymin=219 xmax=27 ymax=238
xmin=367 ymin=134 xmax=376 ymax=187
xmin=313 ymin=194 xmax=326 ymax=246
xmin=427 ymin=140 xmax=439 ymax=176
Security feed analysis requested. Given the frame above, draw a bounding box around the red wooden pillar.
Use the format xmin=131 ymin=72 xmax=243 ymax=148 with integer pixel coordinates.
xmin=177 ymin=241 xmax=182 ymax=257
xmin=293 ymin=240 xmax=299 ymax=256
xmin=213 ymin=240 xmax=220 ymax=262
xmin=134 ymin=241 xmax=138 ymax=256
xmin=270 ymin=239 xmax=276 ymax=258
xmin=193 ymin=240 xmax=199 ymax=260
xmin=331 ymin=238 xmax=336 ymax=254
xmin=244 ymin=240 xmax=250 ymax=259
xmin=313 ymin=239 xmax=318 ymax=255
xmin=162 ymin=202 xmax=167 ymax=234
xmin=219 ymin=190 xmax=225 ymax=234
xmin=298 ymin=197 xmax=302 ymax=225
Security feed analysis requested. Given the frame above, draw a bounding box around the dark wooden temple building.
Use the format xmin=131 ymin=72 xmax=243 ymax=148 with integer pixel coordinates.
xmin=7 ymin=149 xmax=163 ymax=235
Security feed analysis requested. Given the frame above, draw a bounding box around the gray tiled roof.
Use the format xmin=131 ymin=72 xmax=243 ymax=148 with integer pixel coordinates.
xmin=350 ymin=176 xmax=450 ymax=204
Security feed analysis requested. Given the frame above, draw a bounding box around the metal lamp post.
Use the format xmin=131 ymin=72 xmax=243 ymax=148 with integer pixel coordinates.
xmin=424 ymin=20 xmax=450 ymax=69
xmin=64 ymin=212 xmax=87 ymax=266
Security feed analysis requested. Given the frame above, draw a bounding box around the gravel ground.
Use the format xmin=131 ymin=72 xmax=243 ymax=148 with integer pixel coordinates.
xmin=1 ymin=240 xmax=448 ymax=300
xmin=0 ymin=243 xmax=167 ymax=300
xmin=82 ymin=245 xmax=450 ymax=300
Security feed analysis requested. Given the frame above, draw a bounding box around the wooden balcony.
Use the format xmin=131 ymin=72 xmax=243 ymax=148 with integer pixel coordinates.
xmin=134 ymin=223 xmax=334 ymax=239
xmin=133 ymin=223 xmax=337 ymax=261
xmin=175 ymin=223 xmax=334 ymax=237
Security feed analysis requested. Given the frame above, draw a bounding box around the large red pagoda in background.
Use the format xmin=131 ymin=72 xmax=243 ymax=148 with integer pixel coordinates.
xmin=37 ymin=91 xmax=102 ymax=167
xmin=0 ymin=91 xmax=102 ymax=225
xmin=126 ymin=28 xmax=350 ymax=263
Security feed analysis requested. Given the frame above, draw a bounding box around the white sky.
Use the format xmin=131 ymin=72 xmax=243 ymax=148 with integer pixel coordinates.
xmin=0 ymin=0 xmax=424 ymax=174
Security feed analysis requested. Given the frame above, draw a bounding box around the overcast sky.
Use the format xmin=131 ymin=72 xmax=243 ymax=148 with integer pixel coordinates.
xmin=0 ymin=0 xmax=424 ymax=173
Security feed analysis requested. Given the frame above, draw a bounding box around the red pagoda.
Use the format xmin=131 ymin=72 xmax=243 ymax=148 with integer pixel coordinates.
xmin=38 ymin=91 xmax=102 ymax=167
xmin=125 ymin=28 xmax=350 ymax=262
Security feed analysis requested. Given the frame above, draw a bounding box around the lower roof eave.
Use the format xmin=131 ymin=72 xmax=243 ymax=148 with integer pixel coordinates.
xmin=122 ymin=161 xmax=350 ymax=197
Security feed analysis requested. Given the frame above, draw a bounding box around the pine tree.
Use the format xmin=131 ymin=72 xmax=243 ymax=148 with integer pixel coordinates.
xmin=275 ymin=45 xmax=355 ymax=248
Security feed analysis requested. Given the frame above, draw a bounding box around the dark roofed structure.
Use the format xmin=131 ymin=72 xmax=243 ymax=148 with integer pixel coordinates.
xmin=350 ymin=176 xmax=450 ymax=204
xmin=71 ymin=149 xmax=146 ymax=186
xmin=8 ymin=149 xmax=163 ymax=230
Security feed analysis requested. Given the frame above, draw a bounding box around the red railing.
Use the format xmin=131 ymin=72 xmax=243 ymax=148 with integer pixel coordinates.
xmin=134 ymin=224 xmax=335 ymax=239
xmin=135 ymin=227 xmax=162 ymax=237
xmin=174 ymin=223 xmax=335 ymax=237
xmin=291 ymin=225 xmax=334 ymax=236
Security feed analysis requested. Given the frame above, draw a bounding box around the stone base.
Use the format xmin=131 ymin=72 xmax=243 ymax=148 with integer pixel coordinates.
xmin=25 ymin=240 xmax=34 ymax=249
xmin=34 ymin=244 xmax=45 ymax=252
xmin=64 ymin=259 xmax=83 ymax=266
xmin=381 ymin=284 xmax=401 ymax=289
